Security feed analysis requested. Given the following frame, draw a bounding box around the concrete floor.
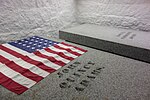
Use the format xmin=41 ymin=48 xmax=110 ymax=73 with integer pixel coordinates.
xmin=0 ymin=36 xmax=150 ymax=100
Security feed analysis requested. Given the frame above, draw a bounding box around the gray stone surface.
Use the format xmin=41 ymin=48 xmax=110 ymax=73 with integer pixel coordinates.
xmin=0 ymin=36 xmax=150 ymax=100
xmin=60 ymin=24 xmax=150 ymax=63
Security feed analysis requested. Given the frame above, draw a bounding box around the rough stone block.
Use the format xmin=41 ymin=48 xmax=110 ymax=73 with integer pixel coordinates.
xmin=60 ymin=24 xmax=150 ymax=63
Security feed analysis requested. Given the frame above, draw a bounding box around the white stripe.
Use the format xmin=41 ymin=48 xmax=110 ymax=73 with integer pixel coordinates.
xmin=0 ymin=63 xmax=36 ymax=88
xmin=39 ymin=49 xmax=70 ymax=63
xmin=58 ymin=44 xmax=85 ymax=54
xmin=0 ymin=49 xmax=17 ymax=60
xmin=2 ymin=43 xmax=29 ymax=55
xmin=48 ymin=46 xmax=78 ymax=58
xmin=28 ymin=53 xmax=61 ymax=70
xmin=0 ymin=50 xmax=49 ymax=77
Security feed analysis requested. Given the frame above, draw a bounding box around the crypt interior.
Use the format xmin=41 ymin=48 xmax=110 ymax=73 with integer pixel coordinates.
xmin=0 ymin=0 xmax=150 ymax=100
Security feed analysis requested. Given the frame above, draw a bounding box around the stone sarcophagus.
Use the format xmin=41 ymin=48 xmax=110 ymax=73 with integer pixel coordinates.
xmin=60 ymin=24 xmax=150 ymax=64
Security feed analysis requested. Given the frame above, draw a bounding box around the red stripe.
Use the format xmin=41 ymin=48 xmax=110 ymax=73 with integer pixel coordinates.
xmin=0 ymin=55 xmax=10 ymax=64
xmin=0 ymin=45 xmax=24 ymax=58
xmin=34 ymin=51 xmax=66 ymax=66
xmin=61 ymin=42 xmax=87 ymax=52
xmin=54 ymin=45 xmax=81 ymax=56
xmin=0 ymin=45 xmax=56 ymax=73
xmin=0 ymin=73 xmax=28 ymax=94
xmin=0 ymin=56 xmax=43 ymax=82
xmin=44 ymin=48 xmax=74 ymax=61
xmin=21 ymin=56 xmax=56 ymax=73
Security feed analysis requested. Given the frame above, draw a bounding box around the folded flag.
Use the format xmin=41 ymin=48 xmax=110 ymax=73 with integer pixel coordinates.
xmin=0 ymin=36 xmax=87 ymax=94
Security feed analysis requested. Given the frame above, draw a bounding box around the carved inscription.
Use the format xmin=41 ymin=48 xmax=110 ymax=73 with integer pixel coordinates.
xmin=117 ymin=31 xmax=137 ymax=39
xmin=57 ymin=61 xmax=105 ymax=92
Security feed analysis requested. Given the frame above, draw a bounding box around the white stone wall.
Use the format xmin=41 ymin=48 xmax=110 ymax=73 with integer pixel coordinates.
xmin=1 ymin=0 xmax=150 ymax=42
xmin=77 ymin=0 xmax=150 ymax=32
xmin=0 ymin=0 xmax=77 ymax=42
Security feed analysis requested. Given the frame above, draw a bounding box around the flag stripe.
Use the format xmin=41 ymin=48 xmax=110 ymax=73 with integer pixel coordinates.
xmin=0 ymin=55 xmax=43 ymax=82
xmin=27 ymin=54 xmax=62 ymax=70
xmin=48 ymin=46 xmax=78 ymax=58
xmin=0 ymin=45 xmax=24 ymax=58
xmin=0 ymin=49 xmax=17 ymax=61
xmin=38 ymin=49 xmax=70 ymax=63
xmin=1 ymin=44 xmax=57 ymax=73
xmin=3 ymin=43 xmax=29 ymax=55
xmin=0 ymin=73 xmax=28 ymax=94
xmin=34 ymin=51 xmax=66 ymax=66
xmin=54 ymin=45 xmax=81 ymax=56
xmin=21 ymin=56 xmax=56 ymax=73
xmin=0 ymin=50 xmax=49 ymax=77
xmin=57 ymin=43 xmax=85 ymax=54
xmin=0 ymin=63 xmax=36 ymax=88
xmin=44 ymin=48 xmax=74 ymax=61
xmin=61 ymin=42 xmax=87 ymax=52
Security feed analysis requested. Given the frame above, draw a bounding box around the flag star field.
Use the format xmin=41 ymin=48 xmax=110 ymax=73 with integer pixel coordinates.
xmin=9 ymin=36 xmax=59 ymax=53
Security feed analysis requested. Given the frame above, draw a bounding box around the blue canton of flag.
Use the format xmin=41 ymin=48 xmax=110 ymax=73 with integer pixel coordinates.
xmin=9 ymin=36 xmax=59 ymax=53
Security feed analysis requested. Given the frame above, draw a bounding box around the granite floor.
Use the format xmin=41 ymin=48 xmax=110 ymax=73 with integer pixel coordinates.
xmin=0 ymin=36 xmax=150 ymax=100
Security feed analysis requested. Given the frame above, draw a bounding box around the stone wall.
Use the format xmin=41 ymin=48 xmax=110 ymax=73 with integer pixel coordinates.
xmin=1 ymin=0 xmax=150 ymax=42
xmin=0 ymin=0 xmax=77 ymax=42
xmin=77 ymin=0 xmax=150 ymax=32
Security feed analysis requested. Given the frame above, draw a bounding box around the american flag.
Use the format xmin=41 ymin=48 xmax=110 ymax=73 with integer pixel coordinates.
xmin=0 ymin=36 xmax=87 ymax=94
